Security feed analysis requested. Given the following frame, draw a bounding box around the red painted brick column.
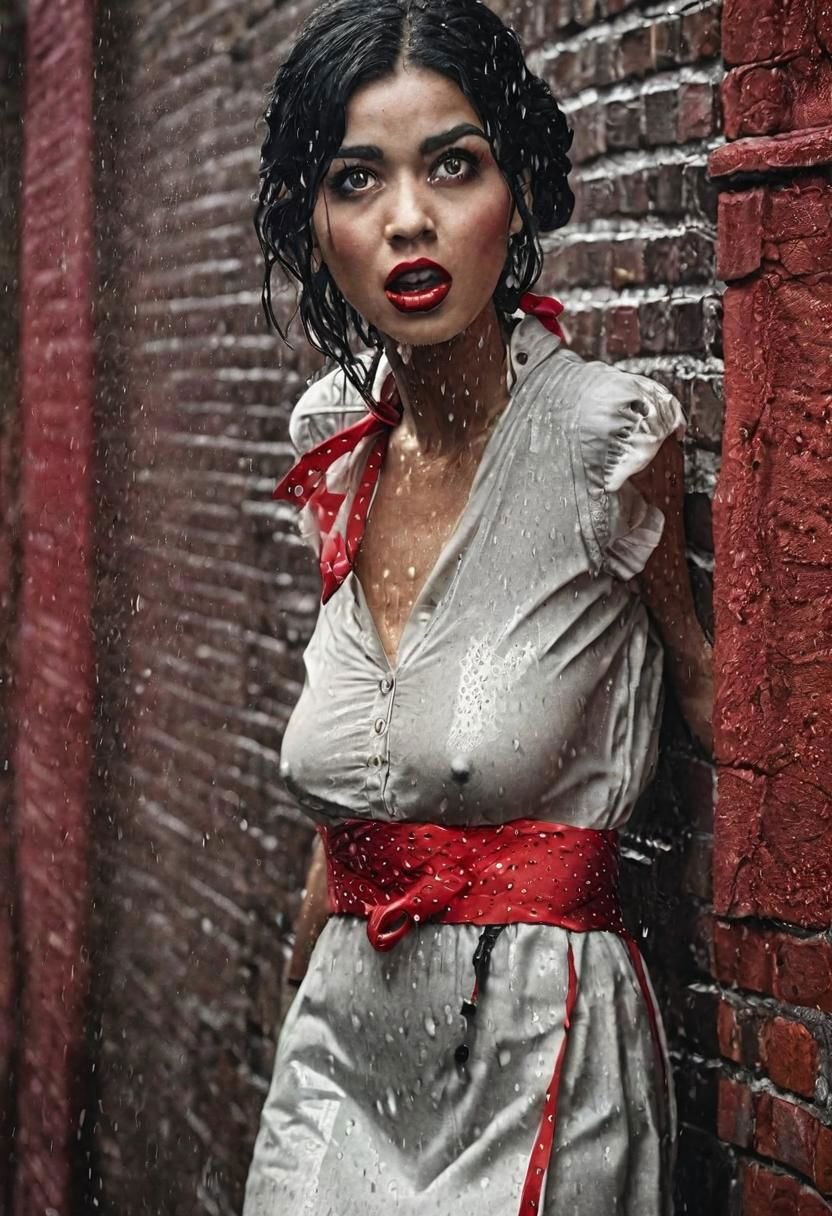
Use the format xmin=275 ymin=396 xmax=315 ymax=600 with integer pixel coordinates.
xmin=14 ymin=1 xmax=96 ymax=1213
xmin=710 ymin=0 xmax=832 ymax=1210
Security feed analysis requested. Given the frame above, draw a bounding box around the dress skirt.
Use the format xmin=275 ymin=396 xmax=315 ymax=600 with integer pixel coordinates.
xmin=242 ymin=916 xmax=676 ymax=1215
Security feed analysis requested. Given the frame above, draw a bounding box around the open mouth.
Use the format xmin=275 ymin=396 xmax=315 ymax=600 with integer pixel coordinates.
xmin=384 ymin=260 xmax=452 ymax=313
xmin=386 ymin=266 xmax=449 ymax=292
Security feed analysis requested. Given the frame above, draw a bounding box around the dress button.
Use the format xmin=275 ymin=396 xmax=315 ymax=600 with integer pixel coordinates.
xmin=367 ymin=754 xmax=383 ymax=768
xmin=373 ymin=718 xmax=386 ymax=735
xmin=516 ymin=351 xmax=528 ymax=365
xmin=379 ymin=677 xmax=394 ymax=694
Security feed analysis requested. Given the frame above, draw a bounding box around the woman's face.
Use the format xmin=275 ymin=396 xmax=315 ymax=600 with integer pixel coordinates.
xmin=311 ymin=63 xmax=522 ymax=347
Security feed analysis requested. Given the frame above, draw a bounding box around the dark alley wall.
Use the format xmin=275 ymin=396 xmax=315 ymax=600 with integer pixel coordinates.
xmin=90 ymin=3 xmax=324 ymax=1212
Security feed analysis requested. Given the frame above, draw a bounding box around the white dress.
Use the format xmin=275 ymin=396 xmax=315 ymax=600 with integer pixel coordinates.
xmin=243 ymin=310 xmax=685 ymax=1215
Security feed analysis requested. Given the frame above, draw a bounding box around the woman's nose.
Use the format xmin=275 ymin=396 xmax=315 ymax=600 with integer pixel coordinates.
xmin=383 ymin=180 xmax=435 ymax=244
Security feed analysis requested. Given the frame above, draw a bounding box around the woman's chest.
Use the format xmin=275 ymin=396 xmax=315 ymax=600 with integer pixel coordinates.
xmin=352 ymin=450 xmax=483 ymax=666
xmin=280 ymin=564 xmax=643 ymax=825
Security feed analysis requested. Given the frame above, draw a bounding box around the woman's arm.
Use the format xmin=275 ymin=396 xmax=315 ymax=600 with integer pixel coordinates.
xmin=286 ymin=834 xmax=330 ymax=988
xmin=630 ymin=434 xmax=714 ymax=752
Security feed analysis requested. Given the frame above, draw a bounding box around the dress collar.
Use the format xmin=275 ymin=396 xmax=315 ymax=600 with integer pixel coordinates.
xmin=274 ymin=293 xmax=565 ymax=603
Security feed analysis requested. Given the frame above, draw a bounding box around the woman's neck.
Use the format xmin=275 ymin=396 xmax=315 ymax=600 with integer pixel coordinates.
xmin=382 ymin=304 xmax=511 ymax=460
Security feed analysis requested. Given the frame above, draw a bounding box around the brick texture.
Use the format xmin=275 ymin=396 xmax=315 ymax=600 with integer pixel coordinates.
xmin=713 ymin=174 xmax=832 ymax=929
xmin=712 ymin=920 xmax=832 ymax=1014
xmin=0 ymin=4 xmax=24 ymax=1207
xmin=709 ymin=0 xmax=832 ymax=1210
xmin=14 ymin=1 xmax=96 ymax=1214
xmin=719 ymin=1085 xmax=832 ymax=1201
xmin=721 ymin=0 xmax=832 ymax=139
xmin=718 ymin=999 xmax=822 ymax=1100
xmin=742 ymin=1160 xmax=832 ymax=1216
xmin=88 ymin=3 xmax=322 ymax=1214
xmin=713 ymin=176 xmax=832 ymax=930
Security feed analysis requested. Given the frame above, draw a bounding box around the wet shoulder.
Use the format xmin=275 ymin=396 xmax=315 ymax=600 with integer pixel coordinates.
xmin=523 ymin=347 xmax=683 ymax=448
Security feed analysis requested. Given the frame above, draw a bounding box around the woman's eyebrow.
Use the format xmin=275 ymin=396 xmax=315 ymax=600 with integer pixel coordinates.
xmin=333 ymin=123 xmax=488 ymax=161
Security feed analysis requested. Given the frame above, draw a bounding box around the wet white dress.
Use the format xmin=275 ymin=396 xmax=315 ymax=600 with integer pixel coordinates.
xmin=243 ymin=311 xmax=685 ymax=1215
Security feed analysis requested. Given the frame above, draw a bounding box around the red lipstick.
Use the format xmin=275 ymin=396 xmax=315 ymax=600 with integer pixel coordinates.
xmin=384 ymin=258 xmax=452 ymax=314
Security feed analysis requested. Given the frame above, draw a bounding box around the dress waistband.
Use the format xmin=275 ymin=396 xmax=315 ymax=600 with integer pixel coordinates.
xmin=317 ymin=817 xmax=669 ymax=1216
xmin=319 ymin=816 xmax=626 ymax=946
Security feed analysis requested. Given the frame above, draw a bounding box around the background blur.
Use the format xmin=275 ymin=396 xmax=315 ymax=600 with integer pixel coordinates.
xmin=2 ymin=0 xmax=831 ymax=1213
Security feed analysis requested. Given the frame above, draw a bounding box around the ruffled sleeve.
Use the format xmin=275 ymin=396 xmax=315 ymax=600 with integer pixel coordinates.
xmin=288 ymin=359 xmax=368 ymax=455
xmin=577 ymin=368 xmax=686 ymax=580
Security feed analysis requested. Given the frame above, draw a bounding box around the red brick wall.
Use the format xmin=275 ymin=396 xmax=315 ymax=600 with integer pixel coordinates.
xmin=709 ymin=1 xmax=832 ymax=1211
xmin=88 ymin=3 xmax=322 ymax=1212
xmin=14 ymin=0 xmax=96 ymax=1213
xmin=0 ymin=5 xmax=24 ymax=1208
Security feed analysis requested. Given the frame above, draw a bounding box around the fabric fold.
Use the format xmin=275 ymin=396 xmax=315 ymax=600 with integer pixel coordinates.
xmin=577 ymin=371 xmax=686 ymax=580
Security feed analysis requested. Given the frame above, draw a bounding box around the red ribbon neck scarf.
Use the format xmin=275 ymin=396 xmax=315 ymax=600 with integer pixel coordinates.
xmin=273 ymin=292 xmax=565 ymax=603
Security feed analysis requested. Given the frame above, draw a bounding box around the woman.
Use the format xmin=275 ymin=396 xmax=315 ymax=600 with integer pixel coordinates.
xmin=244 ymin=0 xmax=712 ymax=1213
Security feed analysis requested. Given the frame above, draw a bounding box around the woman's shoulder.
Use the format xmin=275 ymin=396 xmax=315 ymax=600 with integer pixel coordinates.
xmin=531 ymin=348 xmax=685 ymax=456
xmin=533 ymin=345 xmax=679 ymax=419
xmin=288 ymin=355 xmax=375 ymax=455
xmin=542 ymin=353 xmax=686 ymax=578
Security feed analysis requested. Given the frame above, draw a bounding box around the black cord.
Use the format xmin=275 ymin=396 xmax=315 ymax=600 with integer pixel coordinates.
xmin=454 ymin=924 xmax=508 ymax=1067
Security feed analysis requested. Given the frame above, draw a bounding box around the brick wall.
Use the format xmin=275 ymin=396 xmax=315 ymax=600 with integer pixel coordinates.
xmin=0 ymin=3 xmax=24 ymax=1208
xmin=14 ymin=1 xmax=96 ymax=1213
xmin=708 ymin=0 xmax=832 ymax=1211
xmin=89 ymin=3 xmax=322 ymax=1212
xmin=85 ymin=2 xmax=729 ymax=1214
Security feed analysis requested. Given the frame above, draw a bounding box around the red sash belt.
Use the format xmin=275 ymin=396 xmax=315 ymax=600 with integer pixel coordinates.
xmin=318 ymin=817 xmax=668 ymax=1216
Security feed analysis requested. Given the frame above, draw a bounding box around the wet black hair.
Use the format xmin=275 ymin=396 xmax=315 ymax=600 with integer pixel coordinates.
xmin=254 ymin=0 xmax=574 ymax=403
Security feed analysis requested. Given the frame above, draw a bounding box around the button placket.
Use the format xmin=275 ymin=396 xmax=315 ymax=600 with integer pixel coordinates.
xmin=364 ymin=670 xmax=398 ymax=813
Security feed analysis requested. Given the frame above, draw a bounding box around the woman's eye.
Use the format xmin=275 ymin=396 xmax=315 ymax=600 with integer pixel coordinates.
xmin=329 ymin=149 xmax=478 ymax=197
xmin=433 ymin=151 xmax=478 ymax=181
xmin=330 ymin=166 xmax=374 ymax=197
